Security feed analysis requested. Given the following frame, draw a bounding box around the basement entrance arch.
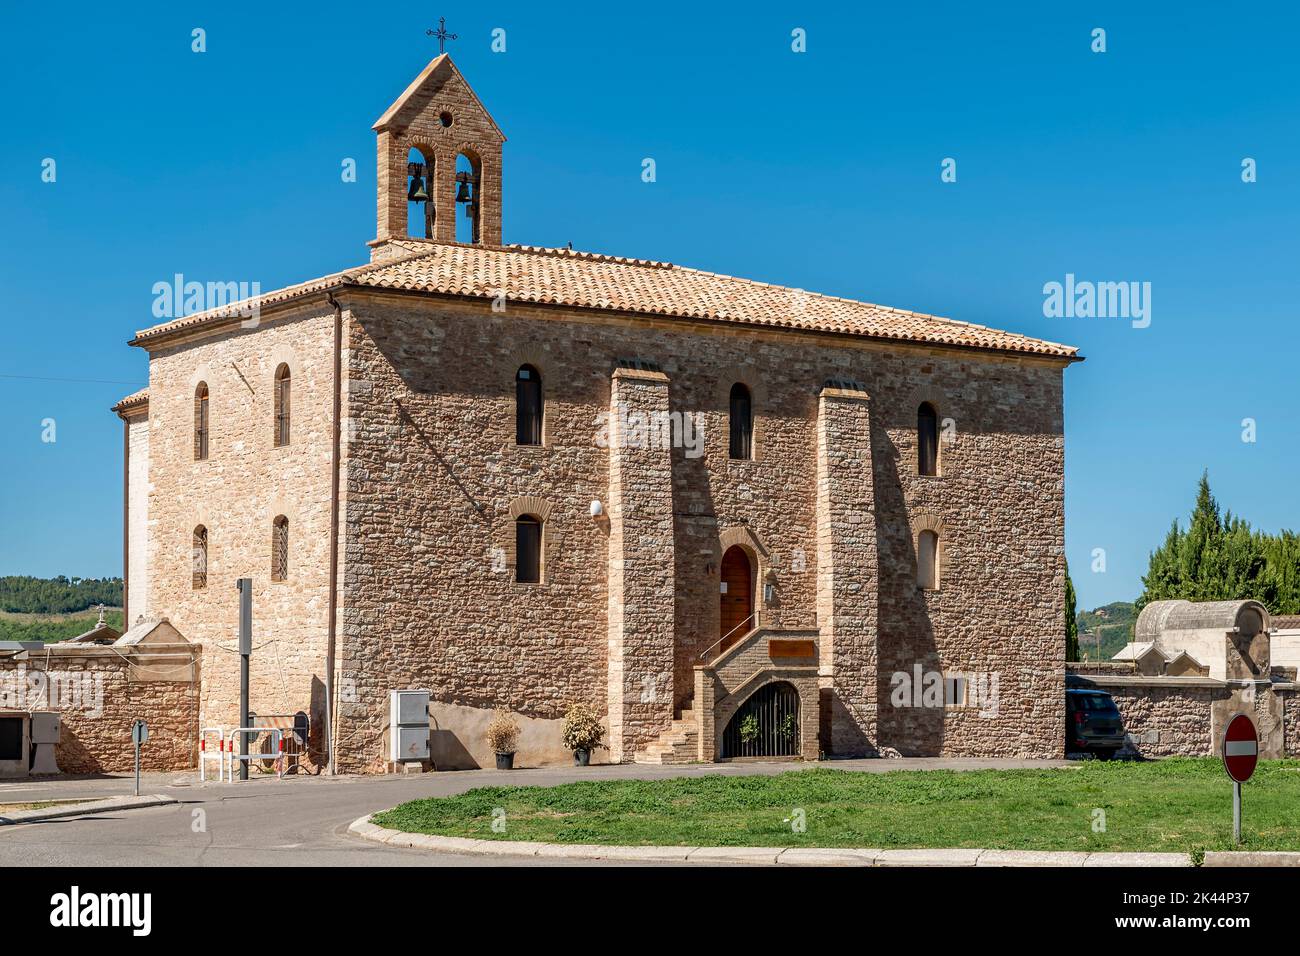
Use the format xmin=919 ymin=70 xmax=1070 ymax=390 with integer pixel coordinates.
xmin=719 ymin=545 xmax=753 ymax=652
xmin=721 ymin=681 xmax=800 ymax=758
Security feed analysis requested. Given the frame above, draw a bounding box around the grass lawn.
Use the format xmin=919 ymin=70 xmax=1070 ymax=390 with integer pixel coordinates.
xmin=372 ymin=759 xmax=1300 ymax=853
xmin=0 ymin=802 xmax=63 ymax=813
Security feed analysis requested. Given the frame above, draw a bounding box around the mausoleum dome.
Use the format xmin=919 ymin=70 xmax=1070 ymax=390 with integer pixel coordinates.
xmin=1136 ymin=599 xmax=1270 ymax=642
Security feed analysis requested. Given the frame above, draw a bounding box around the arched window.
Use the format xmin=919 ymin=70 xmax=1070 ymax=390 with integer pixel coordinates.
xmin=515 ymin=515 xmax=542 ymax=584
xmin=917 ymin=530 xmax=939 ymax=590
xmin=516 ymin=365 xmax=543 ymax=445
xmin=455 ymin=151 xmax=482 ymax=244
xmin=273 ymin=364 xmax=291 ymax=447
xmin=729 ymin=383 xmax=753 ymax=460
xmin=406 ymin=147 xmax=434 ymax=239
xmin=192 ymin=525 xmax=208 ymax=590
xmin=271 ymin=515 xmax=289 ymax=582
xmin=917 ymin=402 xmax=939 ymax=476
xmin=194 ymin=382 xmax=210 ymax=461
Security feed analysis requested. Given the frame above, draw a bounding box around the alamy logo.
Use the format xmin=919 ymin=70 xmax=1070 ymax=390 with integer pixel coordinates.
xmin=0 ymin=666 xmax=104 ymax=717
xmin=889 ymin=665 xmax=1000 ymax=717
xmin=151 ymin=273 xmax=262 ymax=328
xmin=594 ymin=402 xmax=704 ymax=459
xmin=1042 ymin=273 xmax=1151 ymax=328
xmin=50 ymin=886 xmax=151 ymax=936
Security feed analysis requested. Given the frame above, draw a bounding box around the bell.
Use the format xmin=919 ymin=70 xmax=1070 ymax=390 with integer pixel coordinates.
xmin=408 ymin=175 xmax=429 ymax=202
xmin=455 ymin=178 xmax=473 ymax=203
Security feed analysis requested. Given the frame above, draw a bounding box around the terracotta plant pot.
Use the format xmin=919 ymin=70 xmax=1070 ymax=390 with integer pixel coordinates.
xmin=495 ymin=752 xmax=515 ymax=770
xmin=573 ymin=748 xmax=590 ymax=766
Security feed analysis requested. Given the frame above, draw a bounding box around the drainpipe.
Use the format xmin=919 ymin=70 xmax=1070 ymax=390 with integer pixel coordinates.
xmin=325 ymin=291 xmax=344 ymax=775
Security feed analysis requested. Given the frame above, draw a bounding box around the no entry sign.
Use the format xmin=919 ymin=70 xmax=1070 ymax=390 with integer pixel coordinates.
xmin=1222 ymin=713 xmax=1258 ymax=844
xmin=1222 ymin=713 xmax=1259 ymax=783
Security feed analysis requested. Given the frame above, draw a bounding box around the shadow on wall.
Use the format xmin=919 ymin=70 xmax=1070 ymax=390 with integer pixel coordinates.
xmin=309 ymin=675 xmax=327 ymax=771
xmin=872 ymin=419 xmax=943 ymax=757
xmin=54 ymin=729 xmax=104 ymax=775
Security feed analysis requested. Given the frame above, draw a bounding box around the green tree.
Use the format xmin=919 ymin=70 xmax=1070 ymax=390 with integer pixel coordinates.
xmin=1064 ymin=561 xmax=1079 ymax=661
xmin=0 ymin=576 xmax=123 ymax=614
xmin=1137 ymin=472 xmax=1291 ymax=612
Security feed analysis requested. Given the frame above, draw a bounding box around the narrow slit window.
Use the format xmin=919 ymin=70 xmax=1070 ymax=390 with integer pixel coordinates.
xmin=729 ymin=383 xmax=753 ymax=460
xmin=918 ymin=402 xmax=939 ymax=476
xmin=918 ymin=530 xmax=939 ymax=590
xmin=516 ymin=365 xmax=543 ymax=445
xmin=515 ymin=515 xmax=542 ymax=584
xmin=194 ymin=382 xmax=210 ymax=461
xmin=192 ymin=525 xmax=208 ymax=590
xmin=271 ymin=515 xmax=289 ymax=582
xmin=274 ymin=364 xmax=291 ymax=447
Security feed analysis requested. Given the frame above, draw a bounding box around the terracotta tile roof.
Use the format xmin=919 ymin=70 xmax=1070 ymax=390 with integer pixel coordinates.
xmin=111 ymin=387 xmax=149 ymax=413
xmin=131 ymin=241 xmax=1079 ymax=360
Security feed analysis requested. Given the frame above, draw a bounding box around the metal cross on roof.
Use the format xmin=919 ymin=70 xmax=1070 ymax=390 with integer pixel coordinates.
xmin=427 ymin=17 xmax=458 ymax=55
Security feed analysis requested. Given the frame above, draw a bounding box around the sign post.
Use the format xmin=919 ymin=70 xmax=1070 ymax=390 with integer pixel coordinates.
xmin=131 ymin=720 xmax=148 ymax=797
xmin=1221 ymin=713 xmax=1258 ymax=844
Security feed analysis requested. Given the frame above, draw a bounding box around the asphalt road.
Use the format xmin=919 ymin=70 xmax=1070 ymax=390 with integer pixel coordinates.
xmin=0 ymin=757 xmax=1070 ymax=866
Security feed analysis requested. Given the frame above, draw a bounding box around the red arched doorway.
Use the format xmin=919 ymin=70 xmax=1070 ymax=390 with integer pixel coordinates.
xmin=719 ymin=545 xmax=753 ymax=652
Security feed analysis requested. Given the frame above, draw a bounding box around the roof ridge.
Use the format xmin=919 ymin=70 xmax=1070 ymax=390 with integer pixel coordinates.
xmin=504 ymin=243 xmax=675 ymax=269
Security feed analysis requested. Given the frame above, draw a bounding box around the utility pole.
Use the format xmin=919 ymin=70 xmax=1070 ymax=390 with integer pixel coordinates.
xmin=237 ymin=577 xmax=252 ymax=781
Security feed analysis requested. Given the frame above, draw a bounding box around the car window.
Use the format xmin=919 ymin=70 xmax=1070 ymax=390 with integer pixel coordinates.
xmin=1075 ymin=694 xmax=1119 ymax=712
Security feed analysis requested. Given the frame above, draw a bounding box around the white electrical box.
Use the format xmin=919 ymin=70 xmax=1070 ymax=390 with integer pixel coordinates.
xmin=30 ymin=712 xmax=60 ymax=745
xmin=389 ymin=689 xmax=430 ymax=763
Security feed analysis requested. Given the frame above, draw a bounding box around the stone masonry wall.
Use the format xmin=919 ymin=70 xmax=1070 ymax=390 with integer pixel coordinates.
xmin=143 ymin=303 xmax=338 ymax=766
xmin=605 ymin=368 xmax=676 ymax=761
xmin=816 ymin=386 xmax=879 ymax=754
xmin=0 ymin=652 xmax=199 ymax=773
xmin=337 ymin=293 xmax=1068 ymax=766
xmin=1284 ymin=688 xmax=1300 ymax=756
xmin=1097 ymin=683 xmax=1225 ymax=757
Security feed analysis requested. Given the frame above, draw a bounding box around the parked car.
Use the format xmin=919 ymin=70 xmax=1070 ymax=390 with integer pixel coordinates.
xmin=1066 ymin=688 xmax=1126 ymax=758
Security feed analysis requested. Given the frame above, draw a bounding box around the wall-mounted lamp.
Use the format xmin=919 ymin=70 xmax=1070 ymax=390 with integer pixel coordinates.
xmin=589 ymin=499 xmax=604 ymax=518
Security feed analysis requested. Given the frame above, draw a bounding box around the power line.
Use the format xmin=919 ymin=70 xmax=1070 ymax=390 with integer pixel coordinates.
xmin=0 ymin=373 xmax=146 ymax=387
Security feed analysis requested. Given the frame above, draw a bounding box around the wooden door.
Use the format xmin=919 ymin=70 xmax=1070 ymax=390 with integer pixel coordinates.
xmin=719 ymin=546 xmax=753 ymax=652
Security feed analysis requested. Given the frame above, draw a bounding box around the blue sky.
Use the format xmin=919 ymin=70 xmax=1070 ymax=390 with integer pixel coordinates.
xmin=1 ymin=2 xmax=1296 ymax=611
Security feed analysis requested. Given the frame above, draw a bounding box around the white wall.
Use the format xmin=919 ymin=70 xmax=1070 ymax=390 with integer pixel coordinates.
xmin=127 ymin=413 xmax=150 ymax=623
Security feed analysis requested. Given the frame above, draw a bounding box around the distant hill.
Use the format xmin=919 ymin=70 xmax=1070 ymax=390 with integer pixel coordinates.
xmin=0 ymin=576 xmax=123 ymax=615
xmin=1074 ymin=601 xmax=1137 ymax=662
xmin=0 ymin=609 xmax=124 ymax=644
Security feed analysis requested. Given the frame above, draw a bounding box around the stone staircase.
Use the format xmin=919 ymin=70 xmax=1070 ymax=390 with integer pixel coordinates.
xmin=633 ymin=702 xmax=700 ymax=765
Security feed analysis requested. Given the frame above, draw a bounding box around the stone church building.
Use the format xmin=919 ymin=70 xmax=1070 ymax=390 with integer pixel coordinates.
xmin=112 ymin=55 xmax=1079 ymax=772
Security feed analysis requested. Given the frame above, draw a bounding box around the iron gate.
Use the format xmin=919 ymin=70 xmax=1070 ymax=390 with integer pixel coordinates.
xmin=721 ymin=681 xmax=800 ymax=758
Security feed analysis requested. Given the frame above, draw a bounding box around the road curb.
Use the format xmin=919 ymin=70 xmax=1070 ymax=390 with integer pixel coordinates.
xmin=346 ymin=816 xmax=1195 ymax=866
xmin=0 ymin=794 xmax=177 ymax=826
xmin=1203 ymin=851 xmax=1300 ymax=867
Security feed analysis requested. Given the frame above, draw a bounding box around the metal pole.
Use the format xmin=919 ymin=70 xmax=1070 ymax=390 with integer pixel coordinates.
xmin=1233 ymin=780 xmax=1242 ymax=844
xmin=134 ymin=739 xmax=140 ymax=797
xmin=237 ymin=578 xmax=252 ymax=781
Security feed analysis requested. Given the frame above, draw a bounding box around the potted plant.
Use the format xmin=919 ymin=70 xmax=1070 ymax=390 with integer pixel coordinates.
xmin=561 ymin=702 xmax=605 ymax=766
xmin=486 ymin=709 xmax=520 ymax=770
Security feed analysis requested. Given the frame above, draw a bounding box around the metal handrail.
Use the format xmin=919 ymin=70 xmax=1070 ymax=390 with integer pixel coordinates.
xmin=697 ymin=613 xmax=757 ymax=664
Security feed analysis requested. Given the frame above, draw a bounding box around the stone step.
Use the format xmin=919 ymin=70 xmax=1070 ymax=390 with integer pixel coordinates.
xmin=633 ymin=698 xmax=702 ymax=764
